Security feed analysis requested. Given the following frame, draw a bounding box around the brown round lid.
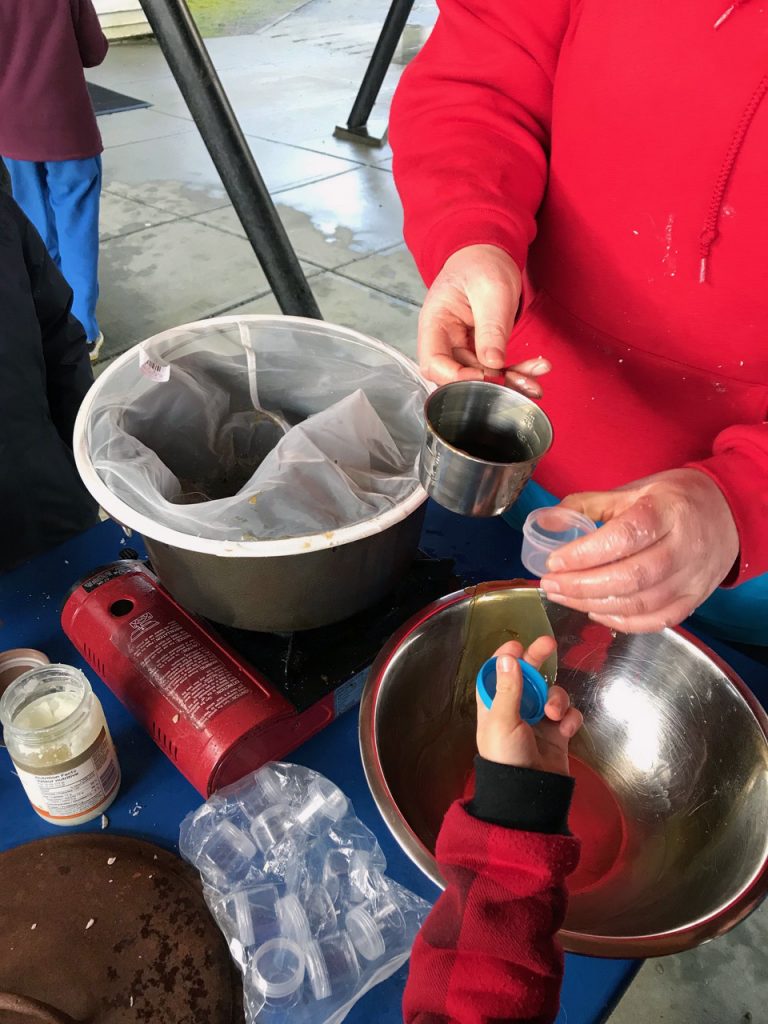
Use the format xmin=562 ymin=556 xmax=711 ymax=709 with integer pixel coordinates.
xmin=0 ymin=834 xmax=242 ymax=1023
xmin=0 ymin=649 xmax=49 ymax=698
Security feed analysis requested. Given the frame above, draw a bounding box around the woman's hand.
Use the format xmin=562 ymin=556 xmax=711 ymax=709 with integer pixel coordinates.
xmin=540 ymin=468 xmax=740 ymax=633
xmin=476 ymin=637 xmax=582 ymax=777
xmin=418 ymin=244 xmax=550 ymax=397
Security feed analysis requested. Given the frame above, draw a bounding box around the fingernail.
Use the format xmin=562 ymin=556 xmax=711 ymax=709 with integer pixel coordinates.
xmin=545 ymin=593 xmax=568 ymax=605
xmin=484 ymin=347 xmax=506 ymax=368
xmin=529 ymin=359 xmax=551 ymax=376
xmin=498 ymin=655 xmax=515 ymax=674
xmin=540 ymin=577 xmax=560 ymax=594
xmin=547 ymin=555 xmax=565 ymax=572
xmin=516 ymin=377 xmax=542 ymax=397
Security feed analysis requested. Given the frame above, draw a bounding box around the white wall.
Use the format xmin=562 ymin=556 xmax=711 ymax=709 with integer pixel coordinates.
xmin=94 ymin=0 xmax=152 ymax=40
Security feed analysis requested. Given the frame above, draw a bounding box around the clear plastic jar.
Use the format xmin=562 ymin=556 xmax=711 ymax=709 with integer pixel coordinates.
xmin=521 ymin=506 xmax=598 ymax=577
xmin=0 ymin=665 xmax=121 ymax=826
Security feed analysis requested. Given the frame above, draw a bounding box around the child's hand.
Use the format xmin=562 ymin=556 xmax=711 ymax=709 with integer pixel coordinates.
xmin=476 ymin=637 xmax=583 ymax=776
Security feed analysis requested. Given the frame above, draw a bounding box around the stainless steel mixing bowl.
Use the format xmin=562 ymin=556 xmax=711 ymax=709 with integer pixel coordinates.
xmin=360 ymin=581 xmax=768 ymax=957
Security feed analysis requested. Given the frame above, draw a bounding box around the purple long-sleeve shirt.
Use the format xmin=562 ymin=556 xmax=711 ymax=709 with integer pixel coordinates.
xmin=0 ymin=0 xmax=108 ymax=162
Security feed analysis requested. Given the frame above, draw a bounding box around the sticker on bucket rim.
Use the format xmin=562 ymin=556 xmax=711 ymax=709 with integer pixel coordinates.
xmin=139 ymin=345 xmax=170 ymax=382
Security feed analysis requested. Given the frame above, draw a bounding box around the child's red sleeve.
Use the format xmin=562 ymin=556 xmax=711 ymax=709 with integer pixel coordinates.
xmin=71 ymin=0 xmax=109 ymax=68
xmin=403 ymin=801 xmax=579 ymax=1024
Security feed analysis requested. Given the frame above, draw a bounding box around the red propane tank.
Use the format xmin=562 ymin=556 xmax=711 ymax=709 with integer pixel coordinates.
xmin=61 ymin=561 xmax=334 ymax=795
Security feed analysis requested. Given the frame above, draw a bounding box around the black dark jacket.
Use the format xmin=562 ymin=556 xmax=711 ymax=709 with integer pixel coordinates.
xmin=0 ymin=192 xmax=98 ymax=570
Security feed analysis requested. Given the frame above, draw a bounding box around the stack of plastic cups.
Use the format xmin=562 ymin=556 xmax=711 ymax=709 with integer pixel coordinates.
xmin=179 ymin=763 xmax=429 ymax=1022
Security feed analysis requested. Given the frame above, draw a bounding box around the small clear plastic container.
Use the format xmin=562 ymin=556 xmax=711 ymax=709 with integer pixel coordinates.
xmin=295 ymin=778 xmax=348 ymax=836
xmin=251 ymin=803 xmax=295 ymax=853
xmin=345 ymin=896 xmax=406 ymax=962
xmin=304 ymin=931 xmax=361 ymax=1000
xmin=232 ymin=765 xmax=286 ymax=822
xmin=318 ymin=931 xmax=360 ymax=994
xmin=521 ymin=506 xmax=597 ymax=577
xmin=322 ymin=847 xmax=386 ymax=907
xmin=276 ymin=893 xmax=312 ymax=945
xmin=304 ymin=939 xmax=333 ymax=1001
xmin=200 ymin=820 xmax=257 ymax=887
xmin=248 ymin=938 xmax=305 ymax=1010
xmin=228 ymin=884 xmax=281 ymax=952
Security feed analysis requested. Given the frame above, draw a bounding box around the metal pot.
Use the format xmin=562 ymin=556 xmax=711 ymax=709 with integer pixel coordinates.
xmin=73 ymin=316 xmax=429 ymax=632
xmin=141 ymin=504 xmax=425 ymax=631
xmin=360 ymin=581 xmax=768 ymax=957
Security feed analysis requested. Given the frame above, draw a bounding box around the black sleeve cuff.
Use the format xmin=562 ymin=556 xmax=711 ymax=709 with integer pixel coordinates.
xmin=467 ymin=755 xmax=575 ymax=835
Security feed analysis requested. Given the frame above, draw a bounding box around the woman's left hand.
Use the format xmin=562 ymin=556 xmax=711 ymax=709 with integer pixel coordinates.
xmin=539 ymin=468 xmax=740 ymax=633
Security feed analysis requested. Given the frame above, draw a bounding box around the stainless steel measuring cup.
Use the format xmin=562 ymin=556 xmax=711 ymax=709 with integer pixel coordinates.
xmin=419 ymin=381 xmax=553 ymax=517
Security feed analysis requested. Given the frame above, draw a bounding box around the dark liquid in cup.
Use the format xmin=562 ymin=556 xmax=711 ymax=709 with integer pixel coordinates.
xmin=449 ymin=427 xmax=533 ymax=464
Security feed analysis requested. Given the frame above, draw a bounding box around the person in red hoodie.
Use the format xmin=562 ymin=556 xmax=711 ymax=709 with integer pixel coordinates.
xmin=0 ymin=0 xmax=109 ymax=361
xmin=390 ymin=0 xmax=768 ymax=645
xmin=404 ymin=636 xmax=582 ymax=1023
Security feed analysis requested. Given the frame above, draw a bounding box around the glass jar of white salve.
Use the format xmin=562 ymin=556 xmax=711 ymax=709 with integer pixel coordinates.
xmin=0 ymin=665 xmax=120 ymax=826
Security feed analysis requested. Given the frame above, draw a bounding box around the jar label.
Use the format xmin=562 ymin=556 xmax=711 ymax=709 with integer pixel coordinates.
xmin=13 ymin=728 xmax=121 ymax=823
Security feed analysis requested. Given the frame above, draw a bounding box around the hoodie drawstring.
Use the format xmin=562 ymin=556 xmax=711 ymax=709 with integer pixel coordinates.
xmin=699 ymin=75 xmax=768 ymax=283
xmin=714 ymin=0 xmax=750 ymax=30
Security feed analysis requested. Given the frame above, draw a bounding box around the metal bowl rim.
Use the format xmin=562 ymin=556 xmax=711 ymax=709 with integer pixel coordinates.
xmin=358 ymin=579 xmax=768 ymax=957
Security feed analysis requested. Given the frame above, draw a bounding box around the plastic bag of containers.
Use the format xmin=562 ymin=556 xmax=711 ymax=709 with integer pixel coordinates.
xmin=180 ymin=762 xmax=431 ymax=1024
xmin=83 ymin=317 xmax=426 ymax=541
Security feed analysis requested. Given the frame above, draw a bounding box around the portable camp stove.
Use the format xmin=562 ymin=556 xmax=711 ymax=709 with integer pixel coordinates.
xmin=61 ymin=552 xmax=458 ymax=797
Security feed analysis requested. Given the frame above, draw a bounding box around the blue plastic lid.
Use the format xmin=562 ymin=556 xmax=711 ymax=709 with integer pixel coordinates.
xmin=476 ymin=656 xmax=549 ymax=724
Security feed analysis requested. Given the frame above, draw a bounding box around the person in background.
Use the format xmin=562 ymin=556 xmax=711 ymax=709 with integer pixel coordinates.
xmin=0 ymin=193 xmax=99 ymax=571
xmin=404 ymin=637 xmax=582 ymax=1024
xmin=391 ymin=0 xmax=768 ymax=645
xmin=0 ymin=0 xmax=108 ymax=363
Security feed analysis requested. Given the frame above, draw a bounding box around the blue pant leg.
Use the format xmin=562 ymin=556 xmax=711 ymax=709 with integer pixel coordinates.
xmin=44 ymin=156 xmax=102 ymax=341
xmin=4 ymin=158 xmax=60 ymax=264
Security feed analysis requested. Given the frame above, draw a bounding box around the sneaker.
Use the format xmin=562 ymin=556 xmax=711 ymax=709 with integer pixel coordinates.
xmin=88 ymin=331 xmax=105 ymax=364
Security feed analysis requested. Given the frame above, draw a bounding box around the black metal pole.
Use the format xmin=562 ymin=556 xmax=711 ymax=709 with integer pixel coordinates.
xmin=139 ymin=0 xmax=322 ymax=319
xmin=334 ymin=0 xmax=415 ymax=146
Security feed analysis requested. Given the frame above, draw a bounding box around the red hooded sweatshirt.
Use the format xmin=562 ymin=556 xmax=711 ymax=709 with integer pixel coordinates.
xmin=391 ymin=0 xmax=768 ymax=585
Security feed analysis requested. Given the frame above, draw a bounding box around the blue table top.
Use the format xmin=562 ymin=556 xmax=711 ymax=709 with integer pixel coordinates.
xmin=4 ymin=504 xmax=764 ymax=1022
